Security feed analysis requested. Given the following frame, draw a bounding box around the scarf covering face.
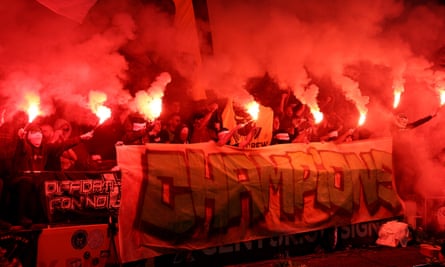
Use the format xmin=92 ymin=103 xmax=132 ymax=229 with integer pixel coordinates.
xmin=217 ymin=130 xmax=230 ymax=140
xmin=133 ymin=122 xmax=146 ymax=131
xmin=28 ymin=130 xmax=43 ymax=147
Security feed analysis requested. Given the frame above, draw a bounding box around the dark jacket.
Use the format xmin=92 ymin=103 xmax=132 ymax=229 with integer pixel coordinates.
xmin=12 ymin=136 xmax=82 ymax=175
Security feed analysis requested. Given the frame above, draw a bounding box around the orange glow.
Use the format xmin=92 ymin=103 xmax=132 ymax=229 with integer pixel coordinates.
xmin=23 ymin=93 xmax=41 ymax=123
xmin=358 ymin=112 xmax=367 ymax=126
xmin=246 ymin=101 xmax=259 ymax=121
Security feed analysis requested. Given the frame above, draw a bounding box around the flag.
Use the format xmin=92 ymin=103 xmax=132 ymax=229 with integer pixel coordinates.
xmin=173 ymin=0 xmax=206 ymax=100
xmin=36 ymin=0 xmax=97 ymax=23
xmin=221 ymin=98 xmax=273 ymax=148
xmin=221 ymin=98 xmax=237 ymax=131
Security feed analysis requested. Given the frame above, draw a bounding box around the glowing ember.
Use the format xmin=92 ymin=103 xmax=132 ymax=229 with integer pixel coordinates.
xmin=246 ymin=101 xmax=259 ymax=121
xmin=358 ymin=112 xmax=367 ymax=126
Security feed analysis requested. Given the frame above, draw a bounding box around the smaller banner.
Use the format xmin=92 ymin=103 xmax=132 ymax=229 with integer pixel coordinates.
xmin=221 ymin=99 xmax=274 ymax=148
xmin=36 ymin=224 xmax=117 ymax=267
xmin=44 ymin=171 xmax=121 ymax=225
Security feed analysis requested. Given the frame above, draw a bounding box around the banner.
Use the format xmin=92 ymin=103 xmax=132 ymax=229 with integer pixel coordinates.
xmin=154 ymin=217 xmax=400 ymax=266
xmin=116 ymin=137 xmax=403 ymax=263
xmin=43 ymin=171 xmax=121 ymax=225
xmin=36 ymin=224 xmax=117 ymax=267
xmin=117 ymin=138 xmax=403 ymax=262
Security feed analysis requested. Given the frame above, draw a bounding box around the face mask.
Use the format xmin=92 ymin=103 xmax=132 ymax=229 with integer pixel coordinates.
xmin=133 ymin=122 xmax=146 ymax=131
xmin=218 ymin=130 xmax=230 ymax=140
xmin=28 ymin=131 xmax=43 ymax=147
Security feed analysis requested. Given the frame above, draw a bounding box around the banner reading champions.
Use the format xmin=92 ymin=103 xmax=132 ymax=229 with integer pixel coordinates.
xmin=116 ymin=137 xmax=402 ymax=263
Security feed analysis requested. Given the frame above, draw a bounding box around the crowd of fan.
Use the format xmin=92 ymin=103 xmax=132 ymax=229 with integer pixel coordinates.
xmin=0 ymin=92 xmax=374 ymax=230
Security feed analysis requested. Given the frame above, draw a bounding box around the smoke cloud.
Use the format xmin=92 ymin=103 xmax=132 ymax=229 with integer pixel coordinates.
xmin=1 ymin=0 xmax=445 ymax=196
xmin=200 ymin=0 xmax=445 ymax=198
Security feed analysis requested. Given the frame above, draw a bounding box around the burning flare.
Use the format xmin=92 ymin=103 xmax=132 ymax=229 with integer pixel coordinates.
xmin=310 ymin=108 xmax=324 ymax=124
xmin=294 ymin=84 xmax=323 ymax=124
xmin=392 ymin=83 xmax=404 ymax=109
xmin=147 ymin=95 xmax=163 ymax=121
xmin=95 ymin=105 xmax=111 ymax=125
xmin=89 ymin=91 xmax=111 ymax=125
xmin=27 ymin=103 xmax=40 ymax=123
xmin=135 ymin=91 xmax=163 ymax=122
xmin=23 ymin=92 xmax=41 ymax=123
xmin=439 ymin=89 xmax=445 ymax=106
xmin=246 ymin=101 xmax=259 ymax=121
xmin=134 ymin=72 xmax=171 ymax=122
xmin=358 ymin=111 xmax=367 ymax=127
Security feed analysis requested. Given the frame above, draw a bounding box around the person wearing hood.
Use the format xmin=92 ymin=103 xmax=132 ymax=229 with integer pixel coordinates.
xmin=392 ymin=106 xmax=442 ymax=200
xmin=9 ymin=123 xmax=93 ymax=227
xmin=121 ymin=113 xmax=152 ymax=145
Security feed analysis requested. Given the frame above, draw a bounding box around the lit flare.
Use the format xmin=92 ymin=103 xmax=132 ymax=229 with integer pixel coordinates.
xmin=358 ymin=112 xmax=367 ymax=126
xmin=439 ymin=89 xmax=445 ymax=106
xmin=393 ymin=86 xmax=404 ymax=109
xmin=311 ymin=109 xmax=324 ymax=124
xmin=27 ymin=103 xmax=40 ymax=123
xmin=147 ymin=96 xmax=163 ymax=121
xmin=246 ymin=101 xmax=259 ymax=121
xmin=95 ymin=105 xmax=111 ymax=125
xmin=89 ymin=91 xmax=111 ymax=125
xmin=135 ymin=91 xmax=163 ymax=122
xmin=24 ymin=93 xmax=41 ymax=123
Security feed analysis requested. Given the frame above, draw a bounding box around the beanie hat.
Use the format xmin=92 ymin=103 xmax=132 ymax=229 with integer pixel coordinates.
xmin=25 ymin=123 xmax=42 ymax=133
xmin=54 ymin=119 xmax=71 ymax=132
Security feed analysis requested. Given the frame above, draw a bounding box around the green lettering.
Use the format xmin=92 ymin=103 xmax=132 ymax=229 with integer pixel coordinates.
xmin=319 ymin=151 xmax=353 ymax=213
xmin=142 ymin=151 xmax=195 ymax=234
xmin=288 ymin=151 xmax=317 ymax=211
xmin=371 ymin=150 xmax=401 ymax=210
